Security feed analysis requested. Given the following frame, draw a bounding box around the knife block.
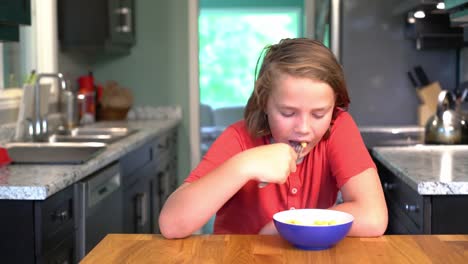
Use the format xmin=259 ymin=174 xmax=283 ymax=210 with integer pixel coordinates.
xmin=417 ymin=82 xmax=442 ymax=126
xmin=418 ymin=104 xmax=433 ymax=126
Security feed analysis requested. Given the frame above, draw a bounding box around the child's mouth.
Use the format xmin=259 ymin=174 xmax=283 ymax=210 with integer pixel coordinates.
xmin=289 ymin=141 xmax=307 ymax=164
xmin=289 ymin=140 xmax=307 ymax=149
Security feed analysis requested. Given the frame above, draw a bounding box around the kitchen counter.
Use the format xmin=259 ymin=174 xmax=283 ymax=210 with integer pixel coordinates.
xmin=81 ymin=234 xmax=468 ymax=263
xmin=0 ymin=118 xmax=180 ymax=200
xmin=372 ymin=145 xmax=468 ymax=195
xmin=359 ymin=125 xmax=425 ymax=148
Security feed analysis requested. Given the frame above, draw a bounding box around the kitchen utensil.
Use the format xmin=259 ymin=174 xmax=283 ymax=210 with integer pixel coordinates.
xmin=416 ymin=81 xmax=442 ymax=112
xmin=407 ymin=71 xmax=419 ymax=88
xmin=258 ymin=142 xmax=307 ymax=188
xmin=418 ymin=104 xmax=433 ymax=126
xmin=407 ymin=70 xmax=425 ymax=105
xmin=424 ymin=90 xmax=468 ymax=144
xmin=273 ymin=208 xmax=353 ymax=250
xmin=414 ymin=65 xmax=430 ymax=86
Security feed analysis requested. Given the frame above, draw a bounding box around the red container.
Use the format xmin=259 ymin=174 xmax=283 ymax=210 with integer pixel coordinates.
xmin=78 ymin=75 xmax=94 ymax=91
xmin=0 ymin=147 xmax=12 ymax=166
xmin=77 ymin=74 xmax=96 ymax=121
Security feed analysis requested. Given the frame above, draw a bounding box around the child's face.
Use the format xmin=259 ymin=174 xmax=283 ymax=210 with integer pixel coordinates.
xmin=265 ymin=74 xmax=335 ymax=157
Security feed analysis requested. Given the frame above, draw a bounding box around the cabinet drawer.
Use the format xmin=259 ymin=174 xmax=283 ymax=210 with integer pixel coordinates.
xmin=120 ymin=143 xmax=153 ymax=184
xmin=386 ymin=195 xmax=422 ymax=234
xmin=379 ymin=167 xmax=424 ymax=231
xmin=35 ymin=185 xmax=74 ymax=255
xmin=41 ymin=235 xmax=75 ymax=264
xmin=154 ymin=130 xmax=177 ymax=160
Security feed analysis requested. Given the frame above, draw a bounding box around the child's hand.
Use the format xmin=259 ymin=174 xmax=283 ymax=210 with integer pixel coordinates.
xmin=233 ymin=143 xmax=298 ymax=184
xmin=258 ymin=220 xmax=278 ymax=235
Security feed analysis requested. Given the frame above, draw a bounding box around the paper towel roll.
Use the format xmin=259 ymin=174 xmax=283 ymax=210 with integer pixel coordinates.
xmin=14 ymin=84 xmax=51 ymax=140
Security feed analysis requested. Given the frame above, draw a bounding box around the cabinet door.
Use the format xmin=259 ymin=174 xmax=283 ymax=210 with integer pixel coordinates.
xmin=0 ymin=24 xmax=19 ymax=42
xmin=108 ymin=0 xmax=135 ymax=45
xmin=376 ymin=159 xmax=424 ymax=234
xmin=150 ymin=173 xmax=161 ymax=233
xmin=40 ymin=235 xmax=75 ymax=264
xmin=35 ymin=185 xmax=75 ymax=258
xmin=0 ymin=201 xmax=35 ymax=263
xmin=123 ymin=164 xmax=152 ymax=234
xmin=0 ymin=0 xmax=31 ymax=25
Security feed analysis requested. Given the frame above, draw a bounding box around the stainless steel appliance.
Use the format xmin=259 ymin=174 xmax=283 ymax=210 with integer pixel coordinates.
xmin=425 ymin=90 xmax=468 ymax=144
xmin=74 ymin=162 xmax=123 ymax=261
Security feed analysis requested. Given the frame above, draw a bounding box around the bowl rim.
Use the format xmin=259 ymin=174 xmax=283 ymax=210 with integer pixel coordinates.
xmin=273 ymin=208 xmax=354 ymax=227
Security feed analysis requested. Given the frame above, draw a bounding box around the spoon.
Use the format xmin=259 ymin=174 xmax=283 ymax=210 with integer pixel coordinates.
xmin=258 ymin=142 xmax=307 ymax=188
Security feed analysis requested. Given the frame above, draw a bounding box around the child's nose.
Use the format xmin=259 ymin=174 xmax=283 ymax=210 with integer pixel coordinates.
xmin=295 ymin=115 xmax=311 ymax=133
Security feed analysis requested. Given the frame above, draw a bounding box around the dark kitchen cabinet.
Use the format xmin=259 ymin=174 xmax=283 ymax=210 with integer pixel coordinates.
xmin=0 ymin=0 xmax=31 ymax=25
xmin=121 ymin=141 xmax=154 ymax=234
xmin=154 ymin=128 xmax=178 ymax=216
xmin=0 ymin=0 xmax=31 ymax=42
xmin=0 ymin=185 xmax=75 ymax=264
xmin=120 ymin=127 xmax=178 ymax=234
xmin=58 ymin=0 xmax=135 ymax=56
xmin=122 ymin=163 xmax=153 ymax=234
xmin=375 ymin=159 xmax=468 ymax=234
xmin=0 ymin=25 xmax=19 ymax=42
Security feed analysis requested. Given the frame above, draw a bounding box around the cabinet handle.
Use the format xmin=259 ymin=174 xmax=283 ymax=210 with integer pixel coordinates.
xmin=135 ymin=193 xmax=148 ymax=229
xmin=383 ymin=182 xmax=395 ymax=191
xmin=404 ymin=204 xmax=418 ymax=212
xmin=115 ymin=7 xmax=132 ymax=33
xmin=53 ymin=210 xmax=69 ymax=222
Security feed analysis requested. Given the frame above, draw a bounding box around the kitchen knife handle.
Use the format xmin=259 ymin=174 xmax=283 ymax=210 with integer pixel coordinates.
xmin=414 ymin=66 xmax=430 ymax=86
xmin=407 ymin=71 xmax=419 ymax=88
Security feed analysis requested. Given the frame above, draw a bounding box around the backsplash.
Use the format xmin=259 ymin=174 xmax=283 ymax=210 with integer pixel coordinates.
xmin=461 ymin=47 xmax=468 ymax=83
xmin=0 ymin=108 xmax=19 ymax=124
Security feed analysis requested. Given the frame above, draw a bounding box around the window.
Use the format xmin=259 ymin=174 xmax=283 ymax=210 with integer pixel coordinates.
xmin=1 ymin=42 xmax=26 ymax=89
xmin=0 ymin=0 xmax=58 ymax=111
xmin=198 ymin=8 xmax=301 ymax=109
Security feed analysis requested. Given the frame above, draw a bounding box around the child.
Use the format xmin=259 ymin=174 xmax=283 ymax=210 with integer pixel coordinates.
xmin=159 ymin=38 xmax=388 ymax=238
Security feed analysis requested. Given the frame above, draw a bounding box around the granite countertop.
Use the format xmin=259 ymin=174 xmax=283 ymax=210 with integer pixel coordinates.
xmin=0 ymin=118 xmax=180 ymax=200
xmin=372 ymin=145 xmax=468 ymax=195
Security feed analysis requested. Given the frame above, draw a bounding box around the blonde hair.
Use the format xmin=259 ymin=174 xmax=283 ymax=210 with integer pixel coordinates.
xmin=244 ymin=38 xmax=350 ymax=137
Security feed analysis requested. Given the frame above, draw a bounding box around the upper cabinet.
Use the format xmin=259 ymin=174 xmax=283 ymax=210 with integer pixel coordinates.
xmin=58 ymin=0 xmax=135 ymax=56
xmin=0 ymin=0 xmax=31 ymax=42
xmin=446 ymin=0 xmax=468 ymax=26
xmin=0 ymin=0 xmax=31 ymax=25
xmin=393 ymin=0 xmax=465 ymax=50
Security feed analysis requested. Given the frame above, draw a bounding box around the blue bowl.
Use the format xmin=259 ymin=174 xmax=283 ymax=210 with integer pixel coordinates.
xmin=273 ymin=209 xmax=354 ymax=250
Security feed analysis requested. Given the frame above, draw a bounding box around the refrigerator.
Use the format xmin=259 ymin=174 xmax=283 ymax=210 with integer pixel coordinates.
xmin=313 ymin=0 xmax=459 ymax=126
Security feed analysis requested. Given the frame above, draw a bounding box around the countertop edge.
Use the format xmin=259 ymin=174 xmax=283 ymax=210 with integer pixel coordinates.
xmin=372 ymin=146 xmax=468 ymax=195
xmin=0 ymin=118 xmax=180 ymax=200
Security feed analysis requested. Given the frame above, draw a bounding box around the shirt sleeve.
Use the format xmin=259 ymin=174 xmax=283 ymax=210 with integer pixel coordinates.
xmin=326 ymin=111 xmax=376 ymax=188
xmin=185 ymin=123 xmax=249 ymax=183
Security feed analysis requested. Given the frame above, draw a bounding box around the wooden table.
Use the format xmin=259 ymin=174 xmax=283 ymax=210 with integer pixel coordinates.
xmin=81 ymin=234 xmax=468 ymax=263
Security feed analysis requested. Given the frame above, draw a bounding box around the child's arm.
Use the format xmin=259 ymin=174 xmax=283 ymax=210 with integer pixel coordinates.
xmin=159 ymin=143 xmax=298 ymax=239
xmin=330 ymin=167 xmax=388 ymax=237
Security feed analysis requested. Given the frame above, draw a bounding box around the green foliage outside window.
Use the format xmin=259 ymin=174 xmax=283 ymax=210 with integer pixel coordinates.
xmin=199 ymin=10 xmax=300 ymax=109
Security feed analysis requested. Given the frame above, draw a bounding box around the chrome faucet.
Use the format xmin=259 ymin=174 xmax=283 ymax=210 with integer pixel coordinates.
xmin=29 ymin=73 xmax=69 ymax=141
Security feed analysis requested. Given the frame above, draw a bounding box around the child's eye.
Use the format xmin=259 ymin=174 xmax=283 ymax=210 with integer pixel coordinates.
xmin=281 ymin=112 xmax=294 ymax=117
xmin=313 ymin=114 xmax=325 ymax=119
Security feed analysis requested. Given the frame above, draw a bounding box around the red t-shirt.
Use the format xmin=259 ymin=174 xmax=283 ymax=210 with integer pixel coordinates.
xmin=186 ymin=110 xmax=375 ymax=234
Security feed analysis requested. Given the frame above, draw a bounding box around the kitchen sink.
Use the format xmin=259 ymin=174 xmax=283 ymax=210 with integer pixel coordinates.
xmin=5 ymin=142 xmax=107 ymax=164
xmin=49 ymin=127 xmax=137 ymax=144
